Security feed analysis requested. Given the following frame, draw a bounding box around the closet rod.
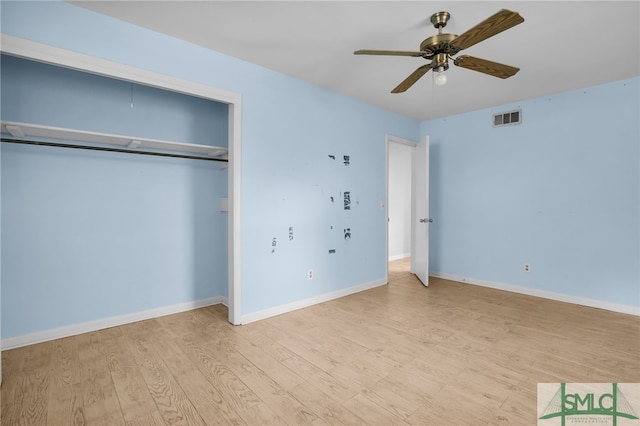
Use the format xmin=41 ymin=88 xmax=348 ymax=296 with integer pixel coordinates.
xmin=1 ymin=138 xmax=228 ymax=163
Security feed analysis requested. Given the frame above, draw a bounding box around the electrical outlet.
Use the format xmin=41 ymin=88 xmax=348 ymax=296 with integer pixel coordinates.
xmin=307 ymin=269 xmax=313 ymax=280
xmin=524 ymin=263 xmax=531 ymax=272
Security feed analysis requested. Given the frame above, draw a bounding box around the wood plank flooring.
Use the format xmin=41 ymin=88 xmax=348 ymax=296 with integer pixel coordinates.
xmin=2 ymin=258 xmax=639 ymax=425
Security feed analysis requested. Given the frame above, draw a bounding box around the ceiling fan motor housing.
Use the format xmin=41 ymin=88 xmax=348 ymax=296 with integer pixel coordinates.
xmin=419 ymin=34 xmax=461 ymax=59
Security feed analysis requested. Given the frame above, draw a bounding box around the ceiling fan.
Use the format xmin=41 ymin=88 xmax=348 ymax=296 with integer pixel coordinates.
xmin=354 ymin=9 xmax=524 ymax=93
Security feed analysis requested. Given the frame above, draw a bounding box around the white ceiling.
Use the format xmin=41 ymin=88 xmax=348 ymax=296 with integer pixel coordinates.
xmin=71 ymin=1 xmax=640 ymax=122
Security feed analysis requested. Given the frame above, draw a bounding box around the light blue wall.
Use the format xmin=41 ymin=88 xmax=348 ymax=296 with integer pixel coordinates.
xmin=1 ymin=55 xmax=229 ymax=338
xmin=1 ymin=0 xmax=418 ymax=335
xmin=1 ymin=55 xmax=228 ymax=146
xmin=421 ymin=77 xmax=640 ymax=308
xmin=0 ymin=101 xmax=2 ymax=373
xmin=237 ymin=70 xmax=417 ymax=314
xmin=2 ymin=144 xmax=228 ymax=337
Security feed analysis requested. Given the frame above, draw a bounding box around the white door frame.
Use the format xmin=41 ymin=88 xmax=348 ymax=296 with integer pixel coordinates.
xmin=385 ymin=134 xmax=417 ymax=281
xmin=0 ymin=35 xmax=243 ymax=324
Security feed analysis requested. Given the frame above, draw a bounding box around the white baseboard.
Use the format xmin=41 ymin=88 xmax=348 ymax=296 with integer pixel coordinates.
xmin=388 ymin=253 xmax=411 ymax=261
xmin=241 ymin=278 xmax=388 ymax=324
xmin=430 ymin=272 xmax=640 ymax=316
xmin=1 ymin=296 xmax=228 ymax=351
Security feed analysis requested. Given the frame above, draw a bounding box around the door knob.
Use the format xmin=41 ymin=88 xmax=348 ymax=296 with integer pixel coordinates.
xmin=419 ymin=218 xmax=433 ymax=223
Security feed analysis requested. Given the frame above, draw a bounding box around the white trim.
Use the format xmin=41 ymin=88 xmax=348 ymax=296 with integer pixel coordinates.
xmin=386 ymin=134 xmax=418 ymax=148
xmin=1 ymin=297 xmax=228 ymax=351
xmin=389 ymin=253 xmax=411 ymax=261
xmin=241 ymin=278 xmax=388 ymax=324
xmin=228 ymin=103 xmax=242 ymax=324
xmin=430 ymin=272 xmax=640 ymax=316
xmin=0 ymin=34 xmax=242 ymax=324
xmin=0 ymin=35 xmax=240 ymax=104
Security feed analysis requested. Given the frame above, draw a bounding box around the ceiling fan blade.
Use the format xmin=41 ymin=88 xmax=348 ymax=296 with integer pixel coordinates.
xmin=391 ymin=64 xmax=432 ymax=93
xmin=454 ymin=55 xmax=519 ymax=79
xmin=451 ymin=9 xmax=524 ymax=50
xmin=354 ymin=49 xmax=426 ymax=57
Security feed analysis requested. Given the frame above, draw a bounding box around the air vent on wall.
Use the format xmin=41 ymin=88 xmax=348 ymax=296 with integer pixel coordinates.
xmin=493 ymin=109 xmax=522 ymax=127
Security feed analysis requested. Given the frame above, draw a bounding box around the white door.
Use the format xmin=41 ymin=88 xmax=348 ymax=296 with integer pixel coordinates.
xmin=411 ymin=136 xmax=430 ymax=286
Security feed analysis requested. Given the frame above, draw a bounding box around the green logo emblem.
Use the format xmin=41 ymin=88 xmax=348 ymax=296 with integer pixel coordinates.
xmin=538 ymin=383 xmax=639 ymax=426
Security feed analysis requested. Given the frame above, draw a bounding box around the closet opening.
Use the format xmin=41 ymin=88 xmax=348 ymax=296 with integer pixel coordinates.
xmin=1 ymin=36 xmax=242 ymax=350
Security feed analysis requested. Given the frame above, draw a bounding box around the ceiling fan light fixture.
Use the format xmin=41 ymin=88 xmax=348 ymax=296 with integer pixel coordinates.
xmin=434 ymin=67 xmax=448 ymax=86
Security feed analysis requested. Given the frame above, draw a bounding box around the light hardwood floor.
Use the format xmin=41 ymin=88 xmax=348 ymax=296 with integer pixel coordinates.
xmin=2 ymin=258 xmax=639 ymax=425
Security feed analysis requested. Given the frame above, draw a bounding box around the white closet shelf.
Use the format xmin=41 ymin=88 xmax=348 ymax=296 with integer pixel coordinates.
xmin=1 ymin=121 xmax=228 ymax=158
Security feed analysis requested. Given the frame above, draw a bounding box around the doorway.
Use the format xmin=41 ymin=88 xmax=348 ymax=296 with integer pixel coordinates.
xmin=385 ymin=134 xmax=430 ymax=284
xmin=386 ymin=135 xmax=416 ymax=278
